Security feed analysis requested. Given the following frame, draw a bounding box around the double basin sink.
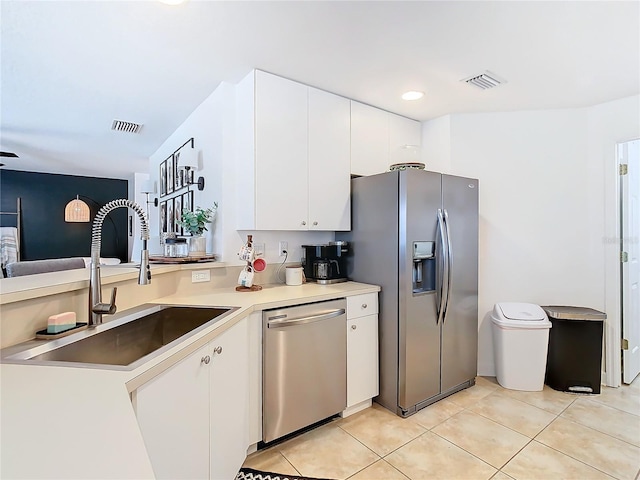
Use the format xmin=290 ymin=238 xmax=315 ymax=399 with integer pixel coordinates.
xmin=3 ymin=304 xmax=237 ymax=369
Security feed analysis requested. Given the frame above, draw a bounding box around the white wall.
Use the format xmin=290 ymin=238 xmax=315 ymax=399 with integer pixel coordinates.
xmin=423 ymin=96 xmax=640 ymax=376
xmin=150 ymin=78 xmax=333 ymax=269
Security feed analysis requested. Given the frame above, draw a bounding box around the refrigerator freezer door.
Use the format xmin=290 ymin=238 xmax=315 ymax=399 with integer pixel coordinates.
xmin=441 ymin=175 xmax=479 ymax=393
xmin=398 ymin=170 xmax=442 ymax=411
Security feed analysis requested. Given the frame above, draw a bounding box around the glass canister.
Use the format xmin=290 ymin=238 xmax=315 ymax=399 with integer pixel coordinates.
xmin=164 ymin=237 xmax=188 ymax=257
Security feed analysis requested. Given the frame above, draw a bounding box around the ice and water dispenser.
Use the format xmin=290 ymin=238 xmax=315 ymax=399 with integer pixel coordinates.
xmin=412 ymin=241 xmax=435 ymax=293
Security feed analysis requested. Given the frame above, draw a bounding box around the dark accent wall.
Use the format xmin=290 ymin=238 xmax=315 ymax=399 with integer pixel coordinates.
xmin=0 ymin=169 xmax=128 ymax=262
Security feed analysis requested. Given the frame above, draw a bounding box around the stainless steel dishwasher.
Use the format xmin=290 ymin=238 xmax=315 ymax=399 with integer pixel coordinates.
xmin=263 ymin=298 xmax=347 ymax=443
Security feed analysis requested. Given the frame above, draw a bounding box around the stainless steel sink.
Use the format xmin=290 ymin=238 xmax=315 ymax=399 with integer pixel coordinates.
xmin=3 ymin=304 xmax=238 ymax=369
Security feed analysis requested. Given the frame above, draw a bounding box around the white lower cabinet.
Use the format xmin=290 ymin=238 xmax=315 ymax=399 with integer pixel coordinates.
xmin=346 ymin=294 xmax=379 ymax=408
xmin=134 ymin=318 xmax=249 ymax=480
xmin=347 ymin=314 xmax=379 ymax=407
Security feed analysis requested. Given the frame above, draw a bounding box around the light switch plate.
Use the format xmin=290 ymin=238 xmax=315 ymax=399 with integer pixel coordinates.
xmin=192 ymin=270 xmax=211 ymax=283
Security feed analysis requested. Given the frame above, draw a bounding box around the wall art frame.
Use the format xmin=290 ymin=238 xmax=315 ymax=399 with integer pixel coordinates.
xmin=159 ymin=200 xmax=167 ymax=235
xmin=182 ymin=190 xmax=193 ymax=214
xmin=159 ymin=161 xmax=167 ymax=197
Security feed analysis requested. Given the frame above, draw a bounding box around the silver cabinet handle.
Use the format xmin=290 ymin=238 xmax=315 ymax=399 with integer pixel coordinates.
xmin=313 ymin=221 xmax=318 ymax=226
xmin=351 ymin=324 xmax=357 ymax=330
xmin=201 ymin=355 xmax=210 ymax=365
xmin=361 ymin=303 xmax=367 ymax=309
xmin=213 ymin=346 xmax=223 ymax=355
xmin=301 ymin=221 xmax=306 ymax=226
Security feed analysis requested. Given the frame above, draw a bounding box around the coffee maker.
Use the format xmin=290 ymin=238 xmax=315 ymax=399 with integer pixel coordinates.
xmin=302 ymin=241 xmax=349 ymax=284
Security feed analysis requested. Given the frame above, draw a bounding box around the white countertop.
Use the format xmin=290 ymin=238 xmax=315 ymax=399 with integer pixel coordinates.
xmin=0 ymin=281 xmax=379 ymax=479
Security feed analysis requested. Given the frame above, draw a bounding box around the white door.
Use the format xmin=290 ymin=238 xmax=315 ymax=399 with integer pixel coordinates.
xmin=621 ymin=139 xmax=640 ymax=384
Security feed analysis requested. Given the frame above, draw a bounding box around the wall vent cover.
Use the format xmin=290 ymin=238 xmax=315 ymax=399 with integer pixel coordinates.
xmin=111 ymin=119 xmax=143 ymax=134
xmin=462 ymin=71 xmax=506 ymax=90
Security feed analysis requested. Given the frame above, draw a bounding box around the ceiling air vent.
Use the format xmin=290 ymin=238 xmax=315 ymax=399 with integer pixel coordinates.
xmin=462 ymin=71 xmax=506 ymax=90
xmin=111 ymin=119 xmax=143 ymax=134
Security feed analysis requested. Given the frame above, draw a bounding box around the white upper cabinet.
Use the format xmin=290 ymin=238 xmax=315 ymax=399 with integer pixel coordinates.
xmin=254 ymin=71 xmax=309 ymax=230
xmin=389 ymin=112 xmax=422 ymax=164
xmin=236 ymin=70 xmax=351 ymax=231
xmin=351 ymin=101 xmax=389 ymax=177
xmin=351 ymin=101 xmax=421 ymax=177
xmin=308 ymin=87 xmax=351 ymax=231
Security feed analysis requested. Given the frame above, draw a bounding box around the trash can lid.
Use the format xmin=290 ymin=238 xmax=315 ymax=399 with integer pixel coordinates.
xmin=541 ymin=306 xmax=607 ymax=321
xmin=492 ymin=303 xmax=551 ymax=329
xmin=498 ymin=303 xmax=547 ymax=321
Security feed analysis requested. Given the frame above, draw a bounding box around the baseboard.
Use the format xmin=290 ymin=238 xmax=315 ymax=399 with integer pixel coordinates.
xmin=341 ymin=399 xmax=372 ymax=418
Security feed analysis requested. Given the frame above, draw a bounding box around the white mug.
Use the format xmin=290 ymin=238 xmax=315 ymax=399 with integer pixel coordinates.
xmin=285 ymin=266 xmax=303 ymax=286
xmin=238 ymin=267 xmax=254 ymax=287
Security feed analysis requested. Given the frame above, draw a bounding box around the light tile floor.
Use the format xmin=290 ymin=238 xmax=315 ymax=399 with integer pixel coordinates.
xmin=243 ymin=376 xmax=640 ymax=480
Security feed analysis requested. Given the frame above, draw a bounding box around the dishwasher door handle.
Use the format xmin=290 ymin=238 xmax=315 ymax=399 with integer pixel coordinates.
xmin=267 ymin=308 xmax=346 ymax=328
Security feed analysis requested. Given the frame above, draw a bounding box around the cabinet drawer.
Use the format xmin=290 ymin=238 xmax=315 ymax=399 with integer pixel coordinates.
xmin=347 ymin=293 xmax=378 ymax=319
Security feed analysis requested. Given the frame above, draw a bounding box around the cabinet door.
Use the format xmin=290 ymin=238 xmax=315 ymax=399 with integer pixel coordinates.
xmin=135 ymin=345 xmax=211 ymax=480
xmin=210 ymin=318 xmax=249 ymax=480
xmin=389 ymin=113 xmax=421 ymax=165
xmin=347 ymin=314 xmax=379 ymax=407
xmin=350 ymin=101 xmax=389 ymax=176
xmin=254 ymin=70 xmax=309 ymax=230
xmin=308 ymin=87 xmax=351 ymax=231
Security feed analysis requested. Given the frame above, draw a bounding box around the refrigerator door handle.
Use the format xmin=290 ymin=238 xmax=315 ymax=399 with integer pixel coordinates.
xmin=442 ymin=209 xmax=453 ymax=323
xmin=437 ymin=209 xmax=448 ymax=325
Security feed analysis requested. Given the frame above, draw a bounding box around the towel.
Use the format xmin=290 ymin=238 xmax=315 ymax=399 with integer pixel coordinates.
xmin=0 ymin=227 xmax=18 ymax=269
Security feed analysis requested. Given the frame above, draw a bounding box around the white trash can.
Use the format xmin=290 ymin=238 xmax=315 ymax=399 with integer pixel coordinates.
xmin=491 ymin=303 xmax=552 ymax=391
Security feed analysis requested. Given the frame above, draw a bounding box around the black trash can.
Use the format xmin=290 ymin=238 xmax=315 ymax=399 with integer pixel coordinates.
xmin=542 ymin=306 xmax=606 ymax=394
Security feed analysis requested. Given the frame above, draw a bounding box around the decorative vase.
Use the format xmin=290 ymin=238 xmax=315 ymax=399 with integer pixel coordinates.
xmin=188 ymin=235 xmax=206 ymax=257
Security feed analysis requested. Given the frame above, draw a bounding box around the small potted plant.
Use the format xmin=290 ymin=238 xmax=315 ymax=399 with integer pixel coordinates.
xmin=178 ymin=203 xmax=218 ymax=256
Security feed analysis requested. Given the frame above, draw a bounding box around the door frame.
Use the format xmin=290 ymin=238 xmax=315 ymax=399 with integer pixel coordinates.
xmin=604 ymin=138 xmax=640 ymax=387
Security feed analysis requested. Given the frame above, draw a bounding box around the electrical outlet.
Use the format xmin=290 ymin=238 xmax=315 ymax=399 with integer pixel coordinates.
xmin=191 ymin=270 xmax=211 ymax=283
xmin=278 ymin=241 xmax=288 ymax=256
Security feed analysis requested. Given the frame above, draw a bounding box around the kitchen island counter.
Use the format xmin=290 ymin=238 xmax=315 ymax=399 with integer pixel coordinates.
xmin=0 ymin=281 xmax=379 ymax=479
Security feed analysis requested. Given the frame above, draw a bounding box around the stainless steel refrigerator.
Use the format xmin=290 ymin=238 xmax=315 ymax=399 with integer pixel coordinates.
xmin=337 ymin=169 xmax=478 ymax=417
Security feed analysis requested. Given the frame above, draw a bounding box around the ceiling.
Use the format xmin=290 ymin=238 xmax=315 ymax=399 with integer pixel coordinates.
xmin=1 ymin=1 xmax=638 ymax=179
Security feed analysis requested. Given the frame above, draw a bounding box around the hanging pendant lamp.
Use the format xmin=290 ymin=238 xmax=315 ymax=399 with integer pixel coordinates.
xmin=64 ymin=195 xmax=90 ymax=222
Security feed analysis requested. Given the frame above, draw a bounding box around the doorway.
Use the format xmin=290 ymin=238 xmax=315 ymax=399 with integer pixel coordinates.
xmin=619 ymin=139 xmax=640 ymax=384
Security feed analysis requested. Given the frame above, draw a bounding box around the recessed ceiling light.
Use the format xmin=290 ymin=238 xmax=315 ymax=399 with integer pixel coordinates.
xmin=401 ymin=91 xmax=425 ymax=101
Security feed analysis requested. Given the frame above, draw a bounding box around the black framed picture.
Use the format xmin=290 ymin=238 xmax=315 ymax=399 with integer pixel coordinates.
xmin=160 ymin=201 xmax=167 ymax=234
xmin=160 ymin=161 xmax=167 ymax=197
xmin=174 ymin=195 xmax=182 ymax=234
xmin=166 ymin=198 xmax=174 ymax=233
xmin=167 ymin=155 xmax=174 ymax=195
xmin=174 ymin=150 xmax=184 ymax=191
xmin=182 ymin=190 xmax=193 ymax=214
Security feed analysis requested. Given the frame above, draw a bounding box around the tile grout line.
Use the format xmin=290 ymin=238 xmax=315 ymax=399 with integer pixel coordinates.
xmin=331 ymin=423 xmax=382 ymax=477
xmin=336 ymin=409 xmax=430 ymax=458
xmin=532 ymin=418 xmax=635 ymax=479
xmin=426 ymin=428 xmax=499 ymax=474
xmin=588 ymin=393 xmax=640 ymax=418
xmin=556 ymin=405 xmax=640 ymax=449
xmin=278 ymin=451 xmax=303 ymax=478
